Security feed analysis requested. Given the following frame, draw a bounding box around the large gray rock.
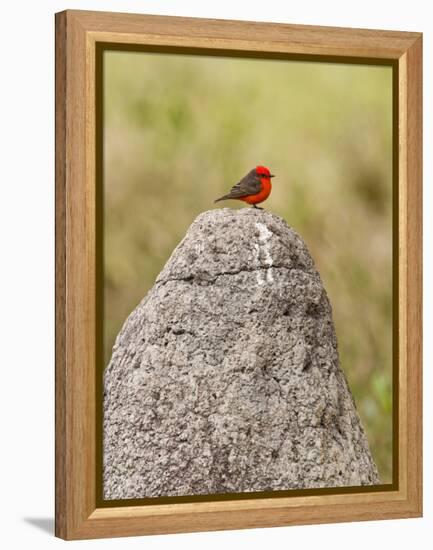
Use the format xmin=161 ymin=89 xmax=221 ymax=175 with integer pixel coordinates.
xmin=103 ymin=208 xmax=379 ymax=499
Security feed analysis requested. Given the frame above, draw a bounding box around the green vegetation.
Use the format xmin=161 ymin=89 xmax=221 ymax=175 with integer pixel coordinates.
xmin=104 ymin=51 xmax=393 ymax=482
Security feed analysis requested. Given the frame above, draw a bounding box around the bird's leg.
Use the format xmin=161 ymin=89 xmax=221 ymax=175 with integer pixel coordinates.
xmin=252 ymin=204 xmax=263 ymax=210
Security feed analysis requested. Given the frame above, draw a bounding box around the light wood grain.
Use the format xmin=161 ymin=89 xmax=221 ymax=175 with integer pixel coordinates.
xmin=55 ymin=9 xmax=422 ymax=540
xmin=55 ymin=10 xmax=96 ymax=539
xmin=54 ymin=11 xmax=67 ymax=538
xmin=74 ymin=9 xmax=420 ymax=59
xmin=404 ymin=35 xmax=423 ymax=514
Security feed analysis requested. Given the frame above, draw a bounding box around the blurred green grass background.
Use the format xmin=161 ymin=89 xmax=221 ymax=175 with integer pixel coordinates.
xmin=103 ymin=51 xmax=393 ymax=483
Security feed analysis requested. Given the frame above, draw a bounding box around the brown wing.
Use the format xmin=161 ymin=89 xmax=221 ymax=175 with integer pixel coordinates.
xmin=215 ymin=169 xmax=261 ymax=202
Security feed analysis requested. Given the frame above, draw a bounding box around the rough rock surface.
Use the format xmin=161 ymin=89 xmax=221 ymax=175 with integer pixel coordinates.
xmin=103 ymin=208 xmax=380 ymax=499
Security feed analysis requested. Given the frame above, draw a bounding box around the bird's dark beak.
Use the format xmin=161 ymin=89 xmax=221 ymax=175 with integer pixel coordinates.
xmin=270 ymin=174 xmax=275 ymax=178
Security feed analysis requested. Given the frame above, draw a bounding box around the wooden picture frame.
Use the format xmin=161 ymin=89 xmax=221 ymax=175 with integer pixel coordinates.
xmin=55 ymin=9 xmax=422 ymax=540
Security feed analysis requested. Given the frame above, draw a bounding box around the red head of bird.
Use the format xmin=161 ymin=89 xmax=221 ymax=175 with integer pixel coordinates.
xmin=255 ymin=165 xmax=274 ymax=179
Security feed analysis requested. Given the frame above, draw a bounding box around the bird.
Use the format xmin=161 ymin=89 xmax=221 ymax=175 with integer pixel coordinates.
xmin=214 ymin=166 xmax=275 ymax=209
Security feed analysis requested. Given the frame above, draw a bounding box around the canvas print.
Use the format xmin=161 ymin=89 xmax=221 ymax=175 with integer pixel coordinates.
xmin=101 ymin=50 xmax=393 ymax=500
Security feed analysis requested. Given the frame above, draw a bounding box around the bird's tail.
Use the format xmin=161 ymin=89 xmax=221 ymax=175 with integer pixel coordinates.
xmin=214 ymin=194 xmax=230 ymax=203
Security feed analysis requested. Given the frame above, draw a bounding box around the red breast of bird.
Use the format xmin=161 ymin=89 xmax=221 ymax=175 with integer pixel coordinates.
xmin=242 ymin=166 xmax=274 ymax=205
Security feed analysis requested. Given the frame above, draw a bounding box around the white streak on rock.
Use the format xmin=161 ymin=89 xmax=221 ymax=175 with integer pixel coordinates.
xmin=253 ymin=243 xmax=265 ymax=285
xmin=255 ymin=222 xmax=274 ymax=284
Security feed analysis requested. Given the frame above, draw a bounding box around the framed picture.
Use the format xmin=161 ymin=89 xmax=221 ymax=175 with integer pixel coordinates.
xmin=55 ymin=10 xmax=422 ymax=540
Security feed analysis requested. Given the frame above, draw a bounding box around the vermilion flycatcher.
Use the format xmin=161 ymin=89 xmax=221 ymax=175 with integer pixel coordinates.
xmin=214 ymin=166 xmax=275 ymax=209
